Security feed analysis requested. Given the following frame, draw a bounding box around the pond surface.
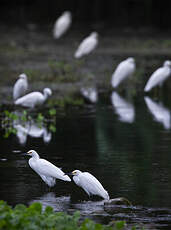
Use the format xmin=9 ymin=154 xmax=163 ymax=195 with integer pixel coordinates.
xmin=1 ymin=92 xmax=171 ymax=229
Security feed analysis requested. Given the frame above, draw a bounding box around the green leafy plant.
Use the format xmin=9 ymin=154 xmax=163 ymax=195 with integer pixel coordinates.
xmin=0 ymin=201 xmax=143 ymax=230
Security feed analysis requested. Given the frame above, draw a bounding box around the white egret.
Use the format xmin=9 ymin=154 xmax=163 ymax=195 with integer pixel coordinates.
xmin=66 ymin=170 xmax=109 ymax=200
xmin=74 ymin=32 xmax=98 ymax=58
xmin=15 ymin=88 xmax=52 ymax=108
xmin=111 ymin=92 xmax=135 ymax=123
xmin=53 ymin=11 xmax=72 ymax=39
xmin=80 ymin=87 xmax=98 ymax=103
xmin=144 ymin=60 xmax=171 ymax=92
xmin=26 ymin=150 xmax=71 ymax=187
xmin=111 ymin=57 xmax=136 ymax=88
xmin=13 ymin=73 xmax=28 ymax=100
xmin=144 ymin=96 xmax=171 ymax=129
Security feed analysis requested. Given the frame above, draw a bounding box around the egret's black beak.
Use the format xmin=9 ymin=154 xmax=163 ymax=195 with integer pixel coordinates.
xmin=64 ymin=172 xmax=73 ymax=176
xmin=21 ymin=153 xmax=27 ymax=156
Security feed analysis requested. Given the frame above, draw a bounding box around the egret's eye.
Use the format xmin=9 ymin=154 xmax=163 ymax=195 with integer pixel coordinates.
xmin=72 ymin=171 xmax=76 ymax=175
xmin=28 ymin=151 xmax=32 ymax=154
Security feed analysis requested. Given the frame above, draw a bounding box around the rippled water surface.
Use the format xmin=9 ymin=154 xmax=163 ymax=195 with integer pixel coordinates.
xmin=1 ymin=93 xmax=171 ymax=229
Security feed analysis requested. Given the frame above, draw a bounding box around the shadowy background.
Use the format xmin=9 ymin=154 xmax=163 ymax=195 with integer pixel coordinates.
xmin=1 ymin=0 xmax=171 ymax=30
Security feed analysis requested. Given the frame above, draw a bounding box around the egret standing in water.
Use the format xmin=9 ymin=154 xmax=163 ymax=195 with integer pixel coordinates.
xmin=53 ymin=11 xmax=72 ymax=39
xmin=26 ymin=150 xmax=71 ymax=187
xmin=13 ymin=73 xmax=28 ymax=100
xmin=15 ymin=88 xmax=52 ymax=108
xmin=144 ymin=60 xmax=171 ymax=92
xmin=66 ymin=170 xmax=109 ymax=200
xmin=74 ymin=32 xmax=98 ymax=58
xmin=111 ymin=57 xmax=136 ymax=88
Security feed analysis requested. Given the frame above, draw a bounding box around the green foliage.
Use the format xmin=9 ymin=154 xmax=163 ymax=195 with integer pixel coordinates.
xmin=1 ymin=108 xmax=57 ymax=138
xmin=0 ymin=201 xmax=142 ymax=230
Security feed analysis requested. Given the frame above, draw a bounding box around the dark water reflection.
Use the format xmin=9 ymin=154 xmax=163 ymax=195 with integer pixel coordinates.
xmin=1 ymin=93 xmax=171 ymax=229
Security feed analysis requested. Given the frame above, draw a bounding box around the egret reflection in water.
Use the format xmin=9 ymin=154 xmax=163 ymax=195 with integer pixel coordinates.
xmin=111 ymin=92 xmax=135 ymax=123
xmin=29 ymin=192 xmax=71 ymax=212
xmin=80 ymin=87 xmax=98 ymax=103
xmin=13 ymin=113 xmax=52 ymax=145
xmin=144 ymin=96 xmax=171 ymax=129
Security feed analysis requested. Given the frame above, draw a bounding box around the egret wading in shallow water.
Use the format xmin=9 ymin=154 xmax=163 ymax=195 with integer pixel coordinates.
xmin=74 ymin=32 xmax=98 ymax=58
xmin=66 ymin=170 xmax=109 ymax=200
xmin=13 ymin=73 xmax=28 ymax=100
xmin=26 ymin=150 xmax=71 ymax=187
xmin=111 ymin=57 xmax=136 ymax=88
xmin=15 ymin=88 xmax=52 ymax=108
xmin=53 ymin=11 xmax=72 ymax=39
xmin=144 ymin=60 xmax=171 ymax=92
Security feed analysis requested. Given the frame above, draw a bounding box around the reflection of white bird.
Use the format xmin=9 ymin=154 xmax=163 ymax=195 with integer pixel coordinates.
xmin=53 ymin=11 xmax=72 ymax=39
xmin=15 ymin=88 xmax=52 ymax=108
xmin=74 ymin=32 xmax=98 ymax=58
xmin=111 ymin=92 xmax=135 ymax=123
xmin=27 ymin=150 xmax=71 ymax=187
xmin=80 ymin=87 xmax=98 ymax=103
xmin=13 ymin=73 xmax=28 ymax=100
xmin=144 ymin=96 xmax=171 ymax=129
xmin=66 ymin=170 xmax=109 ymax=200
xmin=111 ymin=57 xmax=136 ymax=88
xmin=14 ymin=124 xmax=28 ymax=145
xmin=27 ymin=123 xmax=52 ymax=143
xmin=144 ymin=60 xmax=171 ymax=92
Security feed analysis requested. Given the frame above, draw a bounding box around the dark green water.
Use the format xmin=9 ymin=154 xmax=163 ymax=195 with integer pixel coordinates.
xmin=1 ymin=92 xmax=171 ymax=229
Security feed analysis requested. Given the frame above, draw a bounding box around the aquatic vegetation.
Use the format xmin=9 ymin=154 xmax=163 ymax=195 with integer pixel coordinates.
xmin=0 ymin=108 xmax=56 ymax=138
xmin=0 ymin=200 xmax=142 ymax=230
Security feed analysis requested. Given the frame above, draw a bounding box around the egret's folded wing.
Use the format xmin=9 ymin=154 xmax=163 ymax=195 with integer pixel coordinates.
xmin=79 ymin=172 xmax=109 ymax=199
xmin=37 ymin=159 xmax=71 ymax=181
xmin=144 ymin=67 xmax=166 ymax=92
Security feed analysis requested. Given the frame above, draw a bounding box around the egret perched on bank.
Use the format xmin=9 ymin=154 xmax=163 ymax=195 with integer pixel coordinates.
xmin=111 ymin=57 xmax=136 ymax=88
xmin=74 ymin=32 xmax=98 ymax=58
xmin=15 ymin=88 xmax=52 ymax=108
xmin=26 ymin=150 xmax=71 ymax=187
xmin=66 ymin=170 xmax=109 ymax=200
xmin=53 ymin=11 xmax=72 ymax=39
xmin=144 ymin=60 xmax=171 ymax=92
xmin=13 ymin=73 xmax=28 ymax=100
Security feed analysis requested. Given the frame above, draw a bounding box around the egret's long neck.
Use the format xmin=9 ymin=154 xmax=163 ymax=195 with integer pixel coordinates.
xmin=43 ymin=92 xmax=49 ymax=102
xmin=32 ymin=152 xmax=40 ymax=160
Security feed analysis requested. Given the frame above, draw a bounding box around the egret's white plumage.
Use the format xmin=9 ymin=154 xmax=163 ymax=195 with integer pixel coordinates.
xmin=111 ymin=92 xmax=135 ymax=123
xmin=53 ymin=11 xmax=72 ymax=39
xmin=111 ymin=57 xmax=136 ymax=88
xmin=68 ymin=170 xmax=109 ymax=200
xmin=15 ymin=88 xmax=52 ymax=108
xmin=27 ymin=150 xmax=71 ymax=187
xmin=144 ymin=96 xmax=171 ymax=129
xmin=144 ymin=60 xmax=171 ymax=92
xmin=13 ymin=73 xmax=28 ymax=100
xmin=80 ymin=87 xmax=98 ymax=103
xmin=74 ymin=32 xmax=98 ymax=58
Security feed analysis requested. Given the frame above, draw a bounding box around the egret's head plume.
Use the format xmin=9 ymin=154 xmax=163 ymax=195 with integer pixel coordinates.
xmin=43 ymin=88 xmax=52 ymax=96
xmin=72 ymin=170 xmax=82 ymax=176
xmin=127 ymin=57 xmax=135 ymax=63
xmin=27 ymin=150 xmax=37 ymax=156
xmin=164 ymin=60 xmax=171 ymax=67
xmin=19 ymin=73 xmax=27 ymax=80
xmin=91 ymin=32 xmax=98 ymax=38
